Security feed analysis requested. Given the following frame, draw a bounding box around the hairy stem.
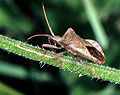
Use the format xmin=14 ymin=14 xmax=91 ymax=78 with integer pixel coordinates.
xmin=0 ymin=35 xmax=120 ymax=84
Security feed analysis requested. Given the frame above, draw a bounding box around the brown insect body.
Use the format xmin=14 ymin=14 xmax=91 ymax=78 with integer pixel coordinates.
xmin=28 ymin=1 xmax=106 ymax=77
xmin=47 ymin=28 xmax=105 ymax=64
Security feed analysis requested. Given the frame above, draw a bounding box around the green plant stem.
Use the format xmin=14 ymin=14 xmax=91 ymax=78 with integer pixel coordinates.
xmin=0 ymin=35 xmax=120 ymax=84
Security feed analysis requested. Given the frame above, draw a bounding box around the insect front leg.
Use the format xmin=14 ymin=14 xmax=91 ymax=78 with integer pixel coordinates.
xmin=76 ymin=56 xmax=98 ymax=78
xmin=41 ymin=44 xmax=61 ymax=59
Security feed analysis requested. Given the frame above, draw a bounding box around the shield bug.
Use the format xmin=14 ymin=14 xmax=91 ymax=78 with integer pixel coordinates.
xmin=28 ymin=1 xmax=106 ymax=77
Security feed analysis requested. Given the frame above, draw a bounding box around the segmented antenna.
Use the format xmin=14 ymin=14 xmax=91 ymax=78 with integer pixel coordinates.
xmin=41 ymin=1 xmax=55 ymax=36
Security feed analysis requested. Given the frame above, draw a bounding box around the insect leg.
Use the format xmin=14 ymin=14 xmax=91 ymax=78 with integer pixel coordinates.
xmin=48 ymin=37 xmax=57 ymax=51
xmin=41 ymin=44 xmax=61 ymax=58
xmin=42 ymin=43 xmax=61 ymax=57
xmin=41 ymin=45 xmax=47 ymax=60
xmin=76 ymin=56 xmax=98 ymax=78
xmin=52 ymin=51 xmax=67 ymax=59
xmin=52 ymin=51 xmax=67 ymax=68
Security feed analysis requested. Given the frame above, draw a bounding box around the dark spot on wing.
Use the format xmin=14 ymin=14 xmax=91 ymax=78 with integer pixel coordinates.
xmin=86 ymin=46 xmax=104 ymax=61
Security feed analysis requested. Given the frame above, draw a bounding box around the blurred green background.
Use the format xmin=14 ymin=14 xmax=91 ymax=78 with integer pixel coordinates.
xmin=0 ymin=0 xmax=120 ymax=95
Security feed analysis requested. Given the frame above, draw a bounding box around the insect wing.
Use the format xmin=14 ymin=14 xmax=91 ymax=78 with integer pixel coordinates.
xmin=85 ymin=39 xmax=106 ymax=64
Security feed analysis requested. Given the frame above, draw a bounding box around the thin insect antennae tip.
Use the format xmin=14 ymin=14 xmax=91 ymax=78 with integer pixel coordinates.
xmin=41 ymin=1 xmax=55 ymax=36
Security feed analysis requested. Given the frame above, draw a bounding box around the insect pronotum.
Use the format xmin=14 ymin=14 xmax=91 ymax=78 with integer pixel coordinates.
xmin=28 ymin=1 xmax=106 ymax=77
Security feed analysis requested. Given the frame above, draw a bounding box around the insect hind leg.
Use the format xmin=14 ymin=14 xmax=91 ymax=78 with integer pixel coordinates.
xmin=76 ymin=56 xmax=98 ymax=78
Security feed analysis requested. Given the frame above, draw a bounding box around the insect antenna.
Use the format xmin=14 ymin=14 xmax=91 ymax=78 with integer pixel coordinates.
xmin=27 ymin=34 xmax=51 ymax=40
xmin=41 ymin=1 xmax=55 ymax=37
xmin=28 ymin=0 xmax=55 ymax=41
